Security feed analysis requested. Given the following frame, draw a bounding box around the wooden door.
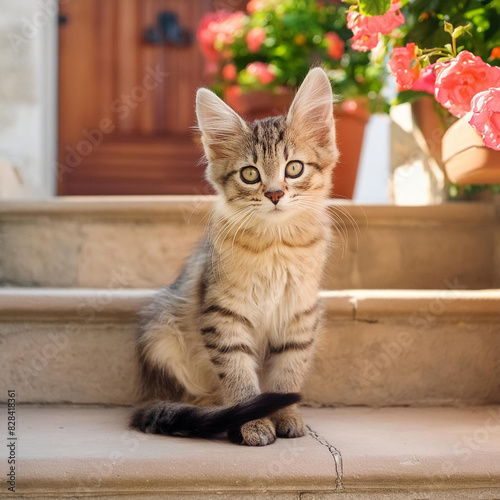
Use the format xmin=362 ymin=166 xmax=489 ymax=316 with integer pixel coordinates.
xmin=58 ymin=0 xmax=215 ymax=195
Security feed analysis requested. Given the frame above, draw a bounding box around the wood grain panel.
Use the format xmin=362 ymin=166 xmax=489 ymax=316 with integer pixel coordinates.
xmin=58 ymin=0 xmax=216 ymax=195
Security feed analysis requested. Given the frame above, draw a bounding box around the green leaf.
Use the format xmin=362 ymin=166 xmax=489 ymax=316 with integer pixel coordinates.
xmin=443 ymin=20 xmax=454 ymax=35
xmin=452 ymin=23 xmax=472 ymax=40
xmin=358 ymin=0 xmax=391 ymax=17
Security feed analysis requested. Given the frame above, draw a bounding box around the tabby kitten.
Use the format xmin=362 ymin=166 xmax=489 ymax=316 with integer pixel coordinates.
xmin=131 ymin=67 xmax=338 ymax=446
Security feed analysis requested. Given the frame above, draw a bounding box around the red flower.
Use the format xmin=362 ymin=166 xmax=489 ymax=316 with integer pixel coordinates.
xmin=491 ymin=47 xmax=500 ymax=60
xmin=225 ymin=85 xmax=241 ymax=102
xmin=222 ymin=63 xmax=237 ymax=82
xmin=469 ymin=87 xmax=500 ymax=150
xmin=197 ymin=11 xmax=246 ymax=64
xmin=388 ymin=43 xmax=420 ymax=90
xmin=247 ymin=0 xmax=267 ymax=13
xmin=246 ymin=62 xmax=275 ymax=85
xmin=324 ymin=32 xmax=344 ymax=60
xmin=435 ymin=51 xmax=500 ymax=118
xmin=246 ymin=27 xmax=266 ymax=53
xmin=347 ymin=2 xmax=405 ymax=52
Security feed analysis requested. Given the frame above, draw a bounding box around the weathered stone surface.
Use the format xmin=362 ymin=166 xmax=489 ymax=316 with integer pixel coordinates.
xmin=305 ymin=405 xmax=500 ymax=495
xmin=1 ymin=404 xmax=499 ymax=498
xmin=0 ymin=0 xmax=57 ymax=198
xmin=0 ymin=218 xmax=81 ymax=286
xmin=1 ymin=288 xmax=499 ymax=406
xmin=77 ymin=221 xmax=204 ymax=288
xmin=0 ymin=197 xmax=498 ymax=289
xmin=307 ymin=312 xmax=500 ymax=407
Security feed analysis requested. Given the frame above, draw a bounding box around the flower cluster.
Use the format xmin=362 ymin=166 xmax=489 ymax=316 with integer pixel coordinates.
xmin=347 ymin=2 xmax=404 ymax=52
xmin=197 ymin=0 xmax=386 ymax=112
xmin=470 ymin=88 xmax=500 ymax=151
xmin=346 ymin=1 xmax=500 ymax=150
xmin=434 ymin=51 xmax=500 ymax=120
xmin=198 ymin=11 xmax=246 ymax=68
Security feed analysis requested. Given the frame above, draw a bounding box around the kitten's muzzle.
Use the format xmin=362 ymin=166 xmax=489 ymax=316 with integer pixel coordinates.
xmin=265 ymin=190 xmax=285 ymax=205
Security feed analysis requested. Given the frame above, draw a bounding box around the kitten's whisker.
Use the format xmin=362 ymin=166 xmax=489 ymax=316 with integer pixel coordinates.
xmin=329 ymin=203 xmax=361 ymax=252
xmin=211 ymin=207 xmax=252 ymax=281
xmin=230 ymin=210 xmax=257 ymax=261
xmin=209 ymin=208 xmax=248 ymax=282
xmin=293 ymin=199 xmax=349 ymax=258
xmin=330 ymin=201 xmax=361 ymax=234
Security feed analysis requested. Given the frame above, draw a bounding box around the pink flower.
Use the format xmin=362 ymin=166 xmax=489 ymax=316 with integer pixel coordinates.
xmin=225 ymin=85 xmax=241 ymax=102
xmin=347 ymin=2 xmax=405 ymax=52
xmin=197 ymin=11 xmax=246 ymax=63
xmin=247 ymin=0 xmax=267 ymax=13
xmin=469 ymin=87 xmax=500 ymax=150
xmin=411 ymin=63 xmax=438 ymax=94
xmin=435 ymin=51 xmax=500 ymax=118
xmin=222 ymin=63 xmax=237 ymax=81
xmin=246 ymin=27 xmax=266 ymax=53
xmin=246 ymin=62 xmax=275 ymax=85
xmin=388 ymin=43 xmax=420 ymax=90
xmin=324 ymin=32 xmax=344 ymax=60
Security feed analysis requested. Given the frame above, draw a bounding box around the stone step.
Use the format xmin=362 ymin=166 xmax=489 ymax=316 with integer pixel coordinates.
xmin=1 ymin=288 xmax=499 ymax=407
xmin=1 ymin=404 xmax=499 ymax=499
xmin=0 ymin=196 xmax=498 ymax=290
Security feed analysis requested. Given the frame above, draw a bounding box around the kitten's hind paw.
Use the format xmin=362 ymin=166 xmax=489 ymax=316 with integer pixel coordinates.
xmin=274 ymin=410 xmax=306 ymax=438
xmin=228 ymin=418 xmax=276 ymax=446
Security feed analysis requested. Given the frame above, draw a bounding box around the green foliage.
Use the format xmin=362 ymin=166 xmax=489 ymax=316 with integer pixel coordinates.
xmin=399 ymin=0 xmax=500 ymax=65
xmin=358 ymin=0 xmax=391 ymax=17
xmin=449 ymin=183 xmax=500 ymax=199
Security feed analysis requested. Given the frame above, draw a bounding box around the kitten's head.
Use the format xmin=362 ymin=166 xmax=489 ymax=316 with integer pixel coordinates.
xmin=196 ymin=68 xmax=338 ymax=221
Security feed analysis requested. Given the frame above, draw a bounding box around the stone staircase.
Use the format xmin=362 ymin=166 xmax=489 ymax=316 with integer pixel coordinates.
xmin=1 ymin=196 xmax=499 ymax=499
xmin=1 ymin=196 xmax=498 ymax=289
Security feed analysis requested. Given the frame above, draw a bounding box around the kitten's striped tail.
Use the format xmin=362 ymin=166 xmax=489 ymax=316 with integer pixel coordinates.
xmin=130 ymin=392 xmax=300 ymax=438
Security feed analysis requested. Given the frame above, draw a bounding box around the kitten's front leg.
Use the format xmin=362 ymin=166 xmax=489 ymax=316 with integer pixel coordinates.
xmin=200 ymin=310 xmax=276 ymax=446
xmin=264 ymin=303 xmax=321 ymax=438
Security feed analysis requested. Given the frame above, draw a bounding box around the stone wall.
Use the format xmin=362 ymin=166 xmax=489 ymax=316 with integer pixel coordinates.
xmin=0 ymin=0 xmax=57 ymax=197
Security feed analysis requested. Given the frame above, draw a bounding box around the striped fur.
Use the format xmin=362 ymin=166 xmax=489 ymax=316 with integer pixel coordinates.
xmin=132 ymin=68 xmax=338 ymax=445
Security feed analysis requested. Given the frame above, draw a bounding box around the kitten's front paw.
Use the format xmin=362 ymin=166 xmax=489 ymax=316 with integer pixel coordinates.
xmin=229 ymin=418 xmax=276 ymax=446
xmin=274 ymin=410 xmax=306 ymax=438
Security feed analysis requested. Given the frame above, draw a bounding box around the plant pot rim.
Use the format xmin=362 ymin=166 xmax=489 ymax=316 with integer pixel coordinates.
xmin=442 ymin=113 xmax=500 ymax=185
xmin=442 ymin=113 xmax=485 ymax=164
xmin=224 ymin=87 xmax=370 ymax=121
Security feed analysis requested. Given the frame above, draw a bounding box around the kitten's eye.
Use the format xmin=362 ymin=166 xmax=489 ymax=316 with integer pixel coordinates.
xmin=285 ymin=161 xmax=304 ymax=179
xmin=240 ymin=166 xmax=261 ymax=184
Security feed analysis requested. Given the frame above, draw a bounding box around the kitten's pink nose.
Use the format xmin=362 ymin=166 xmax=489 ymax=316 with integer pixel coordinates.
xmin=265 ymin=190 xmax=285 ymax=205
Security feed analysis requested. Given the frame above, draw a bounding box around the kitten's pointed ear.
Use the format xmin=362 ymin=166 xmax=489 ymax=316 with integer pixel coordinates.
xmin=196 ymin=88 xmax=248 ymax=159
xmin=287 ymin=68 xmax=336 ymax=147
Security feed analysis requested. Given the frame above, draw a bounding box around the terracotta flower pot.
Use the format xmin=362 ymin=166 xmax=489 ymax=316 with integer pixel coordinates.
xmin=224 ymin=87 xmax=369 ymax=199
xmin=442 ymin=114 xmax=500 ymax=185
xmin=334 ymin=100 xmax=370 ymax=199
xmin=411 ymin=96 xmax=446 ymax=166
xmin=224 ymin=86 xmax=295 ymax=121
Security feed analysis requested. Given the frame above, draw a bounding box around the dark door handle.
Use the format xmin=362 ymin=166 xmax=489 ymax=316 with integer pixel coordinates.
xmin=144 ymin=11 xmax=192 ymax=46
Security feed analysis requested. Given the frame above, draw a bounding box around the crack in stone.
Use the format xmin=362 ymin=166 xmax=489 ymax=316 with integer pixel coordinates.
xmin=307 ymin=424 xmax=344 ymax=491
xmin=356 ymin=318 xmax=379 ymax=324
